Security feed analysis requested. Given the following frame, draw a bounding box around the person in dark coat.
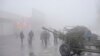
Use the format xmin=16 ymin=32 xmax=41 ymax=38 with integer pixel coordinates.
xmin=53 ymin=30 xmax=59 ymax=46
xmin=20 ymin=31 xmax=24 ymax=47
xmin=28 ymin=30 xmax=34 ymax=47
xmin=40 ymin=30 xmax=50 ymax=48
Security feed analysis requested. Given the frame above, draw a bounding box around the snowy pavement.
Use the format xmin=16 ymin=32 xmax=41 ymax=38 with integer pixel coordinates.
xmin=0 ymin=35 xmax=100 ymax=56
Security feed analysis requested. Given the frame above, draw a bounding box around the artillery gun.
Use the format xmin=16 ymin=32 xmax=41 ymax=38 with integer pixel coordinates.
xmin=42 ymin=26 xmax=100 ymax=56
xmin=42 ymin=27 xmax=66 ymax=40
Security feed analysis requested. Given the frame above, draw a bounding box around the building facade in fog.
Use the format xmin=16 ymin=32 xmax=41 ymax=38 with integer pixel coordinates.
xmin=0 ymin=11 xmax=26 ymax=36
xmin=0 ymin=18 xmax=15 ymax=36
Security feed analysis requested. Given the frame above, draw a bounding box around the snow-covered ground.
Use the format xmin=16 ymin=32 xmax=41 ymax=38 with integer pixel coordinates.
xmin=0 ymin=34 xmax=100 ymax=56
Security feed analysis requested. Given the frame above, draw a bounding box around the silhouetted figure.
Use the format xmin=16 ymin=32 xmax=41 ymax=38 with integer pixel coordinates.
xmin=28 ymin=30 xmax=34 ymax=48
xmin=20 ymin=31 xmax=24 ymax=47
xmin=53 ymin=30 xmax=58 ymax=46
xmin=40 ymin=30 xmax=50 ymax=48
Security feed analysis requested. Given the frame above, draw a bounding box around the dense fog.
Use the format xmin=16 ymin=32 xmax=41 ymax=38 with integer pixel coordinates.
xmin=0 ymin=0 xmax=100 ymax=56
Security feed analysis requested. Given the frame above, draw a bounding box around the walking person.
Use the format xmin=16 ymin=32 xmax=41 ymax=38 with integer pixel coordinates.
xmin=53 ymin=30 xmax=59 ymax=46
xmin=28 ymin=30 xmax=34 ymax=48
xmin=20 ymin=31 xmax=24 ymax=47
xmin=40 ymin=30 xmax=50 ymax=48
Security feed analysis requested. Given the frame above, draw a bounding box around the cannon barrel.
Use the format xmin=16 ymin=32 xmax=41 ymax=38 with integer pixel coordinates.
xmin=42 ymin=27 xmax=55 ymax=33
xmin=42 ymin=27 xmax=63 ymax=33
xmin=42 ymin=27 xmax=66 ymax=40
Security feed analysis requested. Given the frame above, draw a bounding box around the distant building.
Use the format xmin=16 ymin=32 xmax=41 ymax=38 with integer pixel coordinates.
xmin=0 ymin=11 xmax=26 ymax=37
xmin=0 ymin=9 xmax=46 ymax=36
xmin=0 ymin=19 xmax=15 ymax=36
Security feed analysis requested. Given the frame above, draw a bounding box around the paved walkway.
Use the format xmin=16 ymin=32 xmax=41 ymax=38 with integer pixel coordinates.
xmin=0 ymin=35 xmax=100 ymax=56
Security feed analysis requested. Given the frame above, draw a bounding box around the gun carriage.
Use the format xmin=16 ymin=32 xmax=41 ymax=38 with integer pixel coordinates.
xmin=42 ymin=26 xmax=100 ymax=56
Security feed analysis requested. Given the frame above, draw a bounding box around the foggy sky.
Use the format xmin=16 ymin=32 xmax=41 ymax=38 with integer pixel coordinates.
xmin=0 ymin=0 xmax=99 ymax=31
